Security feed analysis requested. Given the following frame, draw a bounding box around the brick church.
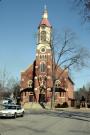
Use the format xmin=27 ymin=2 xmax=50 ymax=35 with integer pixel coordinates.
xmin=20 ymin=7 xmax=74 ymax=107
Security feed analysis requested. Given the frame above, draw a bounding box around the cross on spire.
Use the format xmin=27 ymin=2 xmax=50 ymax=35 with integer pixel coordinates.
xmin=42 ymin=5 xmax=48 ymax=19
xmin=44 ymin=4 xmax=47 ymax=11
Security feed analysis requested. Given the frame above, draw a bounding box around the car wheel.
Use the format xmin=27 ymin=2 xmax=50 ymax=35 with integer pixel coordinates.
xmin=21 ymin=111 xmax=24 ymax=117
xmin=14 ymin=113 xmax=17 ymax=119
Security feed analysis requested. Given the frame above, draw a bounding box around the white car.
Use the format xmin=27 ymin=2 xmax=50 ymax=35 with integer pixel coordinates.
xmin=0 ymin=104 xmax=24 ymax=118
xmin=1 ymin=98 xmax=16 ymax=105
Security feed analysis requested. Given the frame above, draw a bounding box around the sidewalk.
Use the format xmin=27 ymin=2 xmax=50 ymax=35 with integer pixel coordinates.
xmin=23 ymin=102 xmax=90 ymax=113
xmin=55 ymin=107 xmax=90 ymax=113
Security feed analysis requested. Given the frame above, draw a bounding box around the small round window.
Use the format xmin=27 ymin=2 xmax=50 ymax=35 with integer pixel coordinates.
xmin=40 ymin=47 xmax=46 ymax=53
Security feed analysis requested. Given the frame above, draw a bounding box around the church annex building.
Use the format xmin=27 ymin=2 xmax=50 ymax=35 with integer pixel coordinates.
xmin=20 ymin=8 xmax=74 ymax=107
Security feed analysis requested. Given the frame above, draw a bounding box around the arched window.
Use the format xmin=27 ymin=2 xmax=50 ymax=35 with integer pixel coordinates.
xmin=55 ymin=80 xmax=61 ymax=88
xmin=41 ymin=31 xmax=46 ymax=42
xmin=39 ymin=54 xmax=47 ymax=60
xmin=40 ymin=63 xmax=46 ymax=72
xmin=38 ymin=32 xmax=40 ymax=43
xmin=28 ymin=80 xmax=33 ymax=88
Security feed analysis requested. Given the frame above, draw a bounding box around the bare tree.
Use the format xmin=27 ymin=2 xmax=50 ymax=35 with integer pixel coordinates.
xmin=12 ymin=82 xmax=21 ymax=105
xmin=71 ymin=0 xmax=90 ymax=23
xmin=0 ymin=68 xmax=19 ymax=100
xmin=51 ymin=29 xmax=90 ymax=108
xmin=75 ymin=84 xmax=90 ymax=107
xmin=0 ymin=68 xmax=9 ymax=90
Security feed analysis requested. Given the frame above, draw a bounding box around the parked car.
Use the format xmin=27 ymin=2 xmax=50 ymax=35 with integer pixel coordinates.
xmin=0 ymin=104 xmax=24 ymax=118
xmin=2 ymin=98 xmax=13 ymax=104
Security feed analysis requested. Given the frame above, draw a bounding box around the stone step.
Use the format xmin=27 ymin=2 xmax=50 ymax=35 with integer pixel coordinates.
xmin=23 ymin=102 xmax=43 ymax=110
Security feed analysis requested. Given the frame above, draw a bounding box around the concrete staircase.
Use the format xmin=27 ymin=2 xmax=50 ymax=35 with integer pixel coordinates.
xmin=23 ymin=102 xmax=51 ymax=110
xmin=23 ymin=102 xmax=43 ymax=110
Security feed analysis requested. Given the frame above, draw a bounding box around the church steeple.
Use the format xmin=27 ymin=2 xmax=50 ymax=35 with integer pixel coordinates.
xmin=37 ymin=6 xmax=52 ymax=47
xmin=39 ymin=6 xmax=51 ymax=28
xmin=42 ymin=5 xmax=48 ymax=19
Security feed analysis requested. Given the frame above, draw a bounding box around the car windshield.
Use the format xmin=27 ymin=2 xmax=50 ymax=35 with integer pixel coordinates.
xmin=4 ymin=105 xmax=16 ymax=110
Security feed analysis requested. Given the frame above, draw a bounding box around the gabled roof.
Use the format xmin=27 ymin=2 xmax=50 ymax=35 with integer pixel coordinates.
xmin=39 ymin=18 xmax=51 ymax=27
xmin=21 ymin=64 xmax=33 ymax=74
xmin=68 ymin=76 xmax=74 ymax=85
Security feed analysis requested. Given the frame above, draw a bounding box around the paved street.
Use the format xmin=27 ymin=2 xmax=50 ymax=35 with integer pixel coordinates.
xmin=0 ymin=109 xmax=90 ymax=135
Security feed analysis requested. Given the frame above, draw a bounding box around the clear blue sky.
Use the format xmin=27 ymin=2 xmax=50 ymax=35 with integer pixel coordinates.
xmin=0 ymin=0 xmax=90 ymax=89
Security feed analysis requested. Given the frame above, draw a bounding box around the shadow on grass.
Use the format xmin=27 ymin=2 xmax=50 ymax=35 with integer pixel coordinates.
xmin=28 ymin=109 xmax=90 ymax=122
xmin=69 ymin=130 xmax=90 ymax=134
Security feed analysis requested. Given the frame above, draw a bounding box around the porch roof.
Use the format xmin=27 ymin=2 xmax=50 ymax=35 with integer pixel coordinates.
xmin=51 ymin=87 xmax=66 ymax=92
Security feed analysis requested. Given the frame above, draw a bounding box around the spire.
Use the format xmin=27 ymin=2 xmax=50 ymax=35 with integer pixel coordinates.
xmin=42 ymin=5 xmax=48 ymax=19
xmin=44 ymin=5 xmax=47 ymax=10
xmin=39 ymin=5 xmax=51 ymax=27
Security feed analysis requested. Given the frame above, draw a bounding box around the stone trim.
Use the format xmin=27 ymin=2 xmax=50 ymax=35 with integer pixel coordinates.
xmin=34 ymin=76 xmax=38 ymax=79
xmin=47 ymin=76 xmax=51 ymax=79
xmin=21 ymin=78 xmax=24 ymax=81
xmin=47 ymin=88 xmax=51 ymax=91
xmin=48 ymin=53 xmax=51 ymax=56
xmin=34 ymin=88 xmax=38 ymax=91
xmin=47 ymin=65 xmax=51 ymax=68
xmin=36 ymin=53 xmax=38 ymax=56
xmin=20 ymin=88 xmax=23 ymax=91
xmin=35 ymin=66 xmax=38 ymax=68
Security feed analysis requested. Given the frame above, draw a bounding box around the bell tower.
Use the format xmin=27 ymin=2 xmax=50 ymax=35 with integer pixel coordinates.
xmin=34 ymin=6 xmax=53 ymax=102
xmin=37 ymin=6 xmax=52 ymax=48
